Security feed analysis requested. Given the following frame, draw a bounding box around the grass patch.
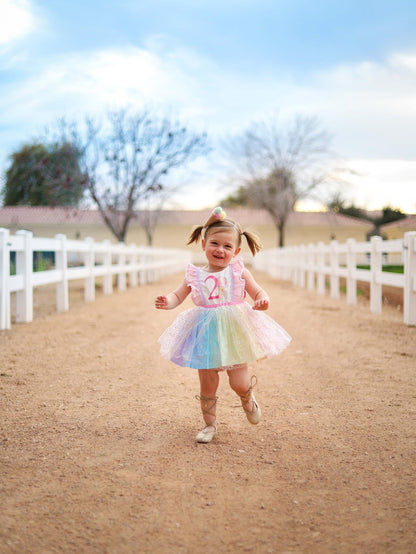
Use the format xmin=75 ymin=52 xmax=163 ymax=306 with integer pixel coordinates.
xmin=357 ymin=265 xmax=404 ymax=274
xmin=339 ymin=285 xmax=365 ymax=297
xmin=9 ymin=251 xmax=55 ymax=275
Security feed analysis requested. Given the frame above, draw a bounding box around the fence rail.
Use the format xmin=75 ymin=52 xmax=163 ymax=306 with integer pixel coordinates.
xmin=0 ymin=229 xmax=191 ymax=330
xmin=252 ymin=232 xmax=416 ymax=326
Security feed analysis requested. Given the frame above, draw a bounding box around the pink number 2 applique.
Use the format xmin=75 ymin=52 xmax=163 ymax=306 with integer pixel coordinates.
xmin=204 ymin=275 xmax=220 ymax=300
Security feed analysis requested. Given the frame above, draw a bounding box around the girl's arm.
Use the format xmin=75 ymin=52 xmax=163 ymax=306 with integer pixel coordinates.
xmin=242 ymin=268 xmax=270 ymax=311
xmin=155 ymin=280 xmax=191 ymax=310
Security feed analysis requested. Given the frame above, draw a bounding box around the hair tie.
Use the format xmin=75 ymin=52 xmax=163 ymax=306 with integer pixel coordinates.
xmin=204 ymin=206 xmax=226 ymax=228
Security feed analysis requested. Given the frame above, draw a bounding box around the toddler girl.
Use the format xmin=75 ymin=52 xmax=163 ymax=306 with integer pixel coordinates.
xmin=155 ymin=207 xmax=291 ymax=443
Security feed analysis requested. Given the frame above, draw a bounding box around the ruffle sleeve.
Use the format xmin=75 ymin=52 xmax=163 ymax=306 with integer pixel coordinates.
xmin=232 ymin=257 xmax=246 ymax=301
xmin=185 ymin=264 xmax=202 ymax=306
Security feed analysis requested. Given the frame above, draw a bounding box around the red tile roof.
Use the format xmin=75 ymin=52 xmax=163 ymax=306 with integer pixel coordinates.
xmin=0 ymin=206 xmax=104 ymax=224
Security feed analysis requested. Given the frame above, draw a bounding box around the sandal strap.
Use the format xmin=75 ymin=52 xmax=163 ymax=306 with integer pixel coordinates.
xmin=195 ymin=394 xmax=218 ymax=418
xmin=238 ymin=375 xmax=258 ymax=405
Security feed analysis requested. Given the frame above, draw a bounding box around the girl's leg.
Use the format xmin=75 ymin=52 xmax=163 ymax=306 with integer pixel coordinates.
xmin=196 ymin=369 xmax=220 ymax=443
xmin=227 ymin=364 xmax=262 ymax=424
xmin=227 ymin=364 xmax=250 ymax=397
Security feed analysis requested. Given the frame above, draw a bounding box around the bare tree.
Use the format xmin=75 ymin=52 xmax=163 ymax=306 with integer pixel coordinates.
xmin=245 ymin=167 xmax=297 ymax=247
xmin=224 ymin=114 xmax=332 ymax=246
xmin=48 ymin=108 xmax=208 ymax=242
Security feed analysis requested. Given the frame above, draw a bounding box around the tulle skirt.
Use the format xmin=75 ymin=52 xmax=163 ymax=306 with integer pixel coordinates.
xmin=158 ymin=302 xmax=292 ymax=370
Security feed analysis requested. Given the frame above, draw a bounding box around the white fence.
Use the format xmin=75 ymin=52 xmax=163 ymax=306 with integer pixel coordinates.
xmin=252 ymin=232 xmax=416 ymax=326
xmin=0 ymin=229 xmax=191 ymax=330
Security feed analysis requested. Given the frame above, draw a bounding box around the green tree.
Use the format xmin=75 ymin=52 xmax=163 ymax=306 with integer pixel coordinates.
xmin=327 ymin=194 xmax=407 ymax=239
xmin=2 ymin=142 xmax=86 ymax=207
xmin=327 ymin=194 xmax=372 ymax=221
xmin=376 ymin=207 xmax=407 ymax=226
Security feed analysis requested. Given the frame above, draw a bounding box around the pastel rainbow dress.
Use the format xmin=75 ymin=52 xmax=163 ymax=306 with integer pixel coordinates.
xmin=158 ymin=258 xmax=292 ymax=370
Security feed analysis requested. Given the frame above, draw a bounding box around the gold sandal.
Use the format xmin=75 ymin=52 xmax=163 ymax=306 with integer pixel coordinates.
xmin=195 ymin=394 xmax=218 ymax=443
xmin=239 ymin=376 xmax=262 ymax=425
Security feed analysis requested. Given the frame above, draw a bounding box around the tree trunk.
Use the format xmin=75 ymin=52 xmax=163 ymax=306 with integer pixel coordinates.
xmin=275 ymin=221 xmax=286 ymax=247
xmin=278 ymin=220 xmax=285 ymax=248
xmin=145 ymin=228 xmax=154 ymax=246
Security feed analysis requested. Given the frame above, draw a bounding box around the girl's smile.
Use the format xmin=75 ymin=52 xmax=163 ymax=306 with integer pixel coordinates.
xmin=202 ymin=230 xmax=241 ymax=272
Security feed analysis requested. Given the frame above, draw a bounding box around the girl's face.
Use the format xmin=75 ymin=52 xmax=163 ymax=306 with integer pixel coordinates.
xmin=202 ymin=228 xmax=241 ymax=271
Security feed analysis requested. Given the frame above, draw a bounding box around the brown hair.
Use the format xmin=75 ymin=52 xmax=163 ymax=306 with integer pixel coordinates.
xmin=187 ymin=218 xmax=263 ymax=256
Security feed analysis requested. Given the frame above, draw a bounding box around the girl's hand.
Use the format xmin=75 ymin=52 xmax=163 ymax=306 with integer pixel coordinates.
xmin=155 ymin=295 xmax=168 ymax=309
xmin=253 ymin=298 xmax=269 ymax=311
xmin=155 ymin=282 xmax=191 ymax=310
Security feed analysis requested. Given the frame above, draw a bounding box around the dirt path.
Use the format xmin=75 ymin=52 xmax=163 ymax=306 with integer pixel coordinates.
xmin=1 ymin=271 xmax=415 ymax=554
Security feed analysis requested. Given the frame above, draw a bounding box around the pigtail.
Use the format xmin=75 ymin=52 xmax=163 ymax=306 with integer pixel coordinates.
xmin=242 ymin=230 xmax=263 ymax=256
xmin=187 ymin=225 xmax=204 ymax=245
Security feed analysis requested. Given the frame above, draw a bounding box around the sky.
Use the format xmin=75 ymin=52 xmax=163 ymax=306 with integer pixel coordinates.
xmin=1 ymin=0 xmax=415 ymax=213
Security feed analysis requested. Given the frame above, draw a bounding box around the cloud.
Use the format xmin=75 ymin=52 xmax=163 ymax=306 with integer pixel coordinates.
xmin=341 ymin=159 xmax=416 ymax=212
xmin=5 ymin=38 xmax=416 ymax=147
xmin=0 ymin=0 xmax=35 ymax=46
xmin=1 ymin=38 xmax=415 ymax=211
xmin=0 ymin=45 xmax=211 ymax=128
xmin=280 ymin=51 xmax=416 ymax=160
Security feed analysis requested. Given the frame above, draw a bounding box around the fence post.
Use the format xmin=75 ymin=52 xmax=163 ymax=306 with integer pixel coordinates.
xmin=15 ymin=230 xmax=34 ymax=323
xmin=403 ymin=231 xmax=416 ymax=326
xmin=55 ymin=234 xmax=69 ymax=312
xmin=307 ymin=244 xmax=315 ymax=291
xmin=0 ymin=228 xmax=11 ymax=330
xmin=84 ymin=237 xmax=95 ymax=302
xmin=346 ymin=238 xmax=357 ymax=305
xmin=330 ymin=240 xmax=340 ymax=299
xmin=102 ymin=240 xmax=113 ymax=295
xmin=317 ymin=242 xmax=325 ymax=295
xmin=148 ymin=250 xmax=156 ymax=283
xmin=282 ymin=248 xmax=289 ymax=281
xmin=298 ymin=245 xmax=306 ymax=288
xmin=292 ymin=246 xmax=299 ymax=286
xmin=370 ymin=236 xmax=383 ymax=314
xmin=289 ymin=247 xmax=294 ymax=284
xmin=117 ymin=243 xmax=126 ymax=291
xmin=289 ymin=247 xmax=297 ymax=284
xmin=129 ymin=244 xmax=138 ymax=287
xmin=139 ymin=248 xmax=147 ymax=285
